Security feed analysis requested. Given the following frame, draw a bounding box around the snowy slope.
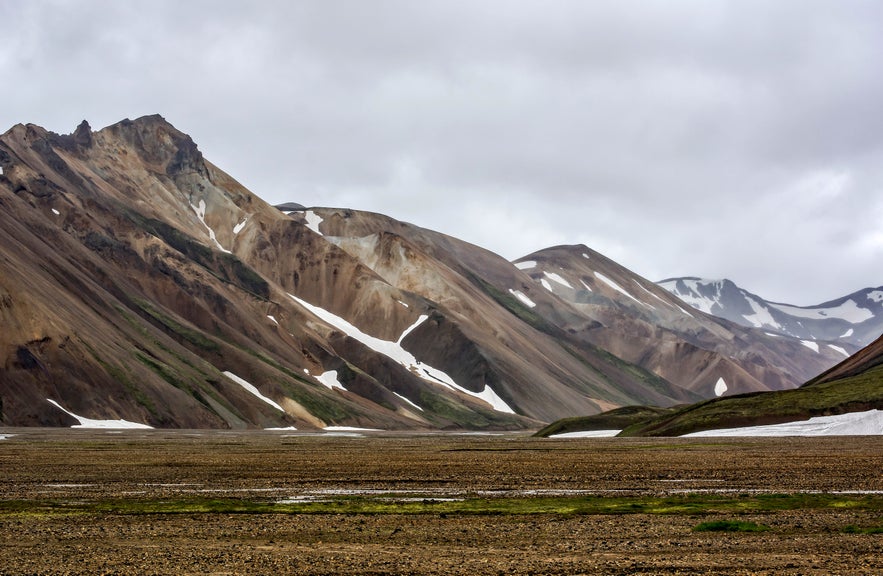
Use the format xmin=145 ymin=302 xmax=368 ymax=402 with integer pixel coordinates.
xmin=659 ymin=277 xmax=882 ymax=348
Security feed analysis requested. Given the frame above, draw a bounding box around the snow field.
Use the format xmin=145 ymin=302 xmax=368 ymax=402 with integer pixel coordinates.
xmin=46 ymin=399 xmax=153 ymax=429
xmin=684 ymin=410 xmax=883 ymax=437
xmin=289 ymin=294 xmax=515 ymax=413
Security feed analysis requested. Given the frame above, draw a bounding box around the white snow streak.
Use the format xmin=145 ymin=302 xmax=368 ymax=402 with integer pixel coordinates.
xmin=289 ymin=294 xmax=515 ymax=413
xmin=714 ymin=377 xmax=728 ymax=397
xmin=394 ymin=392 xmax=424 ymax=411
xmin=594 ymin=272 xmax=643 ymax=306
xmin=222 ymin=372 xmax=285 ymax=412
xmin=540 ymin=278 xmax=553 ymax=292
xmin=509 ymin=289 xmax=537 ymax=308
xmin=233 ymin=217 xmax=248 ymax=234
xmin=304 ymin=210 xmax=324 ymax=235
xmin=800 ymin=340 xmax=820 ymax=353
xmin=579 ymin=279 xmax=593 ymax=292
xmin=684 ymin=410 xmax=883 ymax=437
xmin=869 ymin=290 xmax=883 ymax=303
xmin=51 ymin=208 xmax=60 ymax=215
xmin=397 ymin=300 xmax=409 ymax=308
xmin=840 ymin=328 xmax=855 ymax=338
xmin=582 ymin=253 xmax=590 ymax=260
xmin=190 ymin=199 xmax=231 ymax=253
xmin=316 ymin=370 xmax=346 ymax=391
xmin=397 ymin=314 xmax=429 ymax=344
xmin=267 ymin=315 xmax=279 ymax=325
xmin=543 ymin=271 xmax=573 ymax=289
xmin=828 ymin=344 xmax=850 ymax=357
xmin=515 ymin=260 xmax=536 ymax=270
xmin=46 ymin=399 xmax=153 ymax=429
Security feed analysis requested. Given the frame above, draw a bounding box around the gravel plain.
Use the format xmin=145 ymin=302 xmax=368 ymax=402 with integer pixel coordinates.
xmin=0 ymin=429 xmax=880 ymax=575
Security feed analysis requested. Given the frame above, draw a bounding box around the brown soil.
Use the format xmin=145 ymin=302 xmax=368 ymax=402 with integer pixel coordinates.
xmin=1 ymin=429 xmax=881 ymax=575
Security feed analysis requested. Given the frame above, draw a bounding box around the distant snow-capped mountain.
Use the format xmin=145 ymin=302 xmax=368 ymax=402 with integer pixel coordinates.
xmin=658 ymin=277 xmax=883 ymax=348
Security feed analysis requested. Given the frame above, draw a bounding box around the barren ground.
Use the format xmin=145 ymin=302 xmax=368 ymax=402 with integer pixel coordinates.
xmin=0 ymin=429 xmax=880 ymax=575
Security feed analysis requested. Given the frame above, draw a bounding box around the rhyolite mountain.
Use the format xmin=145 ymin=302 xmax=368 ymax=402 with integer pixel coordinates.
xmin=659 ymin=277 xmax=883 ymax=348
xmin=0 ymin=115 xmax=852 ymax=429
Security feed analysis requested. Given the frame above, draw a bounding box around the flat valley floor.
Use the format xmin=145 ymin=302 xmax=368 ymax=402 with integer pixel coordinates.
xmin=0 ymin=430 xmax=880 ymax=575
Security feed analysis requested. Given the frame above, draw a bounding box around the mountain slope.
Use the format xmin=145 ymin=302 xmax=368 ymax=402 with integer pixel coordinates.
xmin=1 ymin=115 xmax=701 ymax=429
xmin=512 ymin=245 xmax=846 ymax=398
xmin=659 ymin=277 xmax=882 ymax=348
xmin=619 ymin=333 xmax=883 ymax=437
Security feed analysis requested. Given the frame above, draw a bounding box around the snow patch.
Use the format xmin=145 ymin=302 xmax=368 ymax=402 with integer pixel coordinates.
xmin=267 ymin=315 xmax=279 ymax=325
xmin=304 ymin=210 xmax=324 ymax=235
xmin=0 ymin=434 xmax=16 ymax=440
xmin=223 ymin=372 xmax=285 ymax=412
xmin=714 ymin=377 xmax=728 ymax=397
xmin=840 ymin=328 xmax=854 ymax=338
xmin=684 ymin=410 xmax=883 ymax=437
xmin=509 ymin=289 xmax=537 ymax=308
xmin=582 ymin=253 xmax=590 ymax=259
xmin=579 ymin=279 xmax=593 ymax=292
xmin=540 ymin=278 xmax=553 ymax=292
xmin=233 ymin=217 xmax=248 ymax=234
xmin=800 ymin=340 xmax=820 ymax=353
xmin=515 ymin=260 xmax=536 ymax=270
xmin=316 ymin=370 xmax=346 ymax=391
xmin=828 ymin=344 xmax=850 ymax=357
xmin=52 ymin=208 xmax=60 ymax=216
xmin=397 ymin=300 xmax=409 ymax=308
xmin=289 ymin=294 xmax=515 ymax=413
xmin=742 ymin=297 xmax=781 ymax=329
xmin=769 ymin=299 xmax=873 ymax=324
xmin=46 ymin=399 xmax=153 ymax=429
xmin=595 ymin=272 xmax=644 ymax=306
xmin=550 ymin=430 xmax=620 ymax=438
xmin=190 ymin=199 xmax=231 ymax=253
xmin=868 ymin=290 xmax=883 ymax=303
xmin=543 ymin=271 xmax=573 ymax=289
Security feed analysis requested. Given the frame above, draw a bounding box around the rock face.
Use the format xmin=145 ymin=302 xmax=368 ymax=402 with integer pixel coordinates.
xmin=0 ymin=116 xmax=847 ymax=429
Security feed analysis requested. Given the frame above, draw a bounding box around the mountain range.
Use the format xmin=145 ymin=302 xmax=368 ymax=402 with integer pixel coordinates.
xmin=659 ymin=277 xmax=883 ymax=348
xmin=0 ymin=115 xmax=875 ymax=430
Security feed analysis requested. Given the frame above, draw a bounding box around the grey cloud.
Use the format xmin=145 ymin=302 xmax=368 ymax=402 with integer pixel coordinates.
xmin=2 ymin=0 xmax=882 ymax=304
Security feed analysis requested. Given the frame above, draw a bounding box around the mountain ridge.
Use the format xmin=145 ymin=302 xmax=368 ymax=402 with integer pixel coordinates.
xmin=658 ymin=277 xmax=882 ymax=348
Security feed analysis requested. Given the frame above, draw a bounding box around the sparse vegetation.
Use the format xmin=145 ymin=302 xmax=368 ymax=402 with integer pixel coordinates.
xmin=693 ymin=520 xmax=769 ymax=532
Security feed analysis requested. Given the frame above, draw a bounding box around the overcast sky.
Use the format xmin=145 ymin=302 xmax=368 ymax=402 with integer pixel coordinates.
xmin=3 ymin=1 xmax=882 ymax=305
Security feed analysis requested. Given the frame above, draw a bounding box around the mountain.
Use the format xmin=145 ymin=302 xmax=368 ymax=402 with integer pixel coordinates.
xmin=0 ymin=115 xmax=704 ymax=430
xmin=659 ymin=277 xmax=883 ymax=348
xmin=512 ymin=246 xmax=847 ymax=398
xmin=0 ymin=115 xmax=852 ymax=430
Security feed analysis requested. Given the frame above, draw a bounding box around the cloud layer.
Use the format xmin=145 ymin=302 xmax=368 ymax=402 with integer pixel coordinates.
xmin=3 ymin=0 xmax=882 ymax=304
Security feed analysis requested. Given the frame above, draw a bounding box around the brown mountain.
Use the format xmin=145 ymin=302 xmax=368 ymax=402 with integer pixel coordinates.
xmin=0 ymin=116 xmax=843 ymax=429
